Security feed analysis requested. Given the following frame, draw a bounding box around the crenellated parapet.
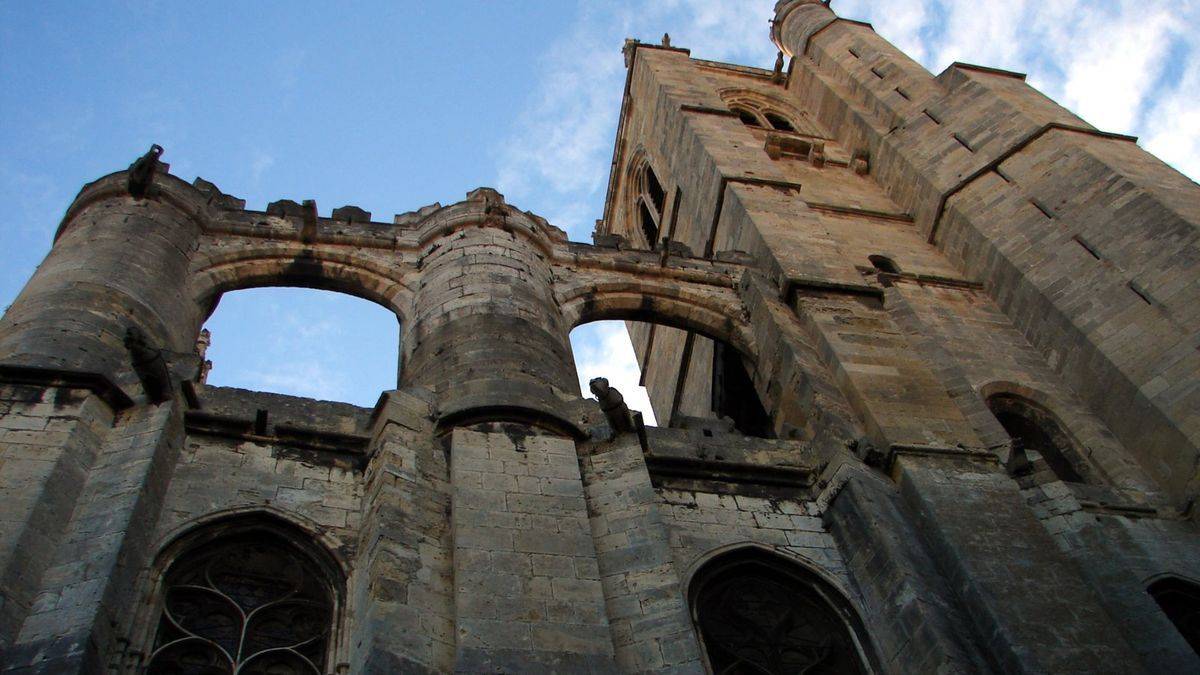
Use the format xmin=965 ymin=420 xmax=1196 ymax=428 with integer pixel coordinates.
xmin=3 ymin=150 xmax=778 ymax=435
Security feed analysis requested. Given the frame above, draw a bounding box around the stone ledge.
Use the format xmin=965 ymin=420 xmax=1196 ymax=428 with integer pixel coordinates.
xmin=0 ymin=365 xmax=133 ymax=411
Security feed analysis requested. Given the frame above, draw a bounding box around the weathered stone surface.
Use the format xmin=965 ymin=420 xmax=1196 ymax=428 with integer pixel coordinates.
xmin=0 ymin=3 xmax=1197 ymax=673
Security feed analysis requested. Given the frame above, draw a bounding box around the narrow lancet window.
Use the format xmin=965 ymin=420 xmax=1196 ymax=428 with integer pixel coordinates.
xmin=632 ymin=161 xmax=668 ymax=249
xmin=1149 ymin=577 xmax=1200 ymax=655
xmin=712 ymin=341 xmax=773 ymax=438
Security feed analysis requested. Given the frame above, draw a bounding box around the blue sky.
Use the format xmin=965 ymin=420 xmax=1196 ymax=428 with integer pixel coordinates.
xmin=2 ymin=1 xmax=1196 ymax=414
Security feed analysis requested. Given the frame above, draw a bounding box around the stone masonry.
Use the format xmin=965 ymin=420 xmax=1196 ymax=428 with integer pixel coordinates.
xmin=1 ymin=1 xmax=1198 ymax=673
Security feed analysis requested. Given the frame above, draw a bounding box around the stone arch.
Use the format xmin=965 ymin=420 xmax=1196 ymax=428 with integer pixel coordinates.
xmin=977 ymin=381 xmax=1158 ymax=492
xmin=979 ymin=382 xmax=1091 ymax=483
xmin=133 ymin=510 xmax=350 ymax=674
xmin=718 ymin=88 xmax=825 ymax=138
xmin=191 ymin=245 xmax=414 ymax=322
xmin=685 ymin=544 xmax=878 ymax=674
xmin=1146 ymin=574 xmax=1200 ymax=655
xmin=560 ymin=281 xmax=755 ymax=365
xmin=560 ymin=279 xmax=784 ymax=435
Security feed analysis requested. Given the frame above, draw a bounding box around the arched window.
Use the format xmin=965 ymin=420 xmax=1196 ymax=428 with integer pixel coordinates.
xmin=721 ymin=91 xmax=820 ymax=138
xmin=764 ymin=111 xmax=797 ymax=133
xmin=986 ymin=393 xmax=1086 ymax=483
xmin=1148 ymin=577 xmax=1200 ymax=655
xmin=690 ymin=550 xmax=873 ymax=674
xmin=733 ymin=107 xmax=764 ymax=128
xmin=146 ymin=528 xmax=339 ymax=674
xmin=632 ymin=161 xmax=667 ymax=249
xmin=868 ymin=255 xmax=900 ymax=274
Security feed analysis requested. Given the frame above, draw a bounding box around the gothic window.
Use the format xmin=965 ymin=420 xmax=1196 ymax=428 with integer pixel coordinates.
xmin=633 ymin=161 xmax=667 ymax=249
xmin=733 ymin=107 xmax=764 ymax=128
xmin=722 ymin=92 xmax=817 ymax=138
xmin=146 ymin=531 xmax=336 ymax=675
xmin=1149 ymin=577 xmax=1200 ymax=655
xmin=764 ymin=111 xmax=797 ymax=133
xmin=868 ymin=255 xmax=900 ymax=274
xmin=691 ymin=551 xmax=871 ymax=675
xmin=986 ymin=394 xmax=1086 ymax=483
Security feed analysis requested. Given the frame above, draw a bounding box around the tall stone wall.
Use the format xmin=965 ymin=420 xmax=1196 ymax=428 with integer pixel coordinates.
xmin=0 ymin=1 xmax=1197 ymax=673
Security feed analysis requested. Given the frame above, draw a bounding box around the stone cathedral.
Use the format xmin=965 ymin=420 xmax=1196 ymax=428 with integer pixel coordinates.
xmin=1 ymin=1 xmax=1198 ymax=673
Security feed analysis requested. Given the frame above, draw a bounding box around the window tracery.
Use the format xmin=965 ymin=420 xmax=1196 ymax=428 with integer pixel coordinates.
xmin=630 ymin=159 xmax=667 ymax=249
xmin=691 ymin=552 xmax=870 ymax=674
xmin=720 ymin=91 xmax=818 ymax=138
xmin=146 ymin=532 xmax=335 ymax=675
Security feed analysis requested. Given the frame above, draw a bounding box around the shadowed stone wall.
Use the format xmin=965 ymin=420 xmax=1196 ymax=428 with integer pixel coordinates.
xmin=0 ymin=1 xmax=1197 ymax=673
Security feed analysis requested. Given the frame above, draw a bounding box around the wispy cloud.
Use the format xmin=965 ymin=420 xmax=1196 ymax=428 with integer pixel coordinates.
xmin=241 ymin=359 xmax=349 ymax=402
xmin=495 ymin=0 xmax=778 ymax=240
xmin=501 ymin=0 xmax=1198 ymax=432
xmin=250 ymin=151 xmax=276 ymax=184
xmin=835 ymin=0 xmax=1200 ymax=178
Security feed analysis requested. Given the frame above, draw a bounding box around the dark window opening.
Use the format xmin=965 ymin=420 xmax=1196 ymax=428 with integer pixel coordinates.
xmin=735 ymin=108 xmax=763 ymax=128
xmin=765 ymin=112 xmax=796 ymax=133
xmin=1149 ymin=577 xmax=1200 ymax=655
xmin=646 ymin=167 xmax=667 ymax=214
xmin=147 ymin=531 xmax=335 ymax=674
xmin=691 ymin=551 xmax=870 ymax=675
xmin=987 ymin=394 xmax=1085 ymax=483
xmin=869 ymin=255 xmax=900 ymax=274
xmin=712 ymin=341 xmax=773 ymax=438
xmin=639 ymin=201 xmax=659 ymax=249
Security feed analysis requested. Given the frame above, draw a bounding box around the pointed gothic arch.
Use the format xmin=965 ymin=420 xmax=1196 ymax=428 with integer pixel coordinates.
xmin=622 ymin=151 xmax=669 ymax=250
xmin=687 ymin=546 xmax=876 ymax=674
xmin=718 ymin=89 xmax=826 ymax=138
xmin=138 ymin=512 xmax=348 ymax=675
xmin=1148 ymin=575 xmax=1200 ymax=656
xmin=985 ymin=391 xmax=1088 ymax=483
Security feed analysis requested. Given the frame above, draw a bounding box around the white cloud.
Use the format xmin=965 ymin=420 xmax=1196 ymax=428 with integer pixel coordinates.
xmin=241 ymin=360 xmax=349 ymax=402
xmin=501 ymin=0 xmax=1199 ymax=433
xmin=495 ymin=0 xmax=781 ymax=242
xmin=830 ymin=0 xmax=1200 ymax=179
xmin=836 ymin=0 xmax=933 ymax=64
xmin=250 ymin=151 xmax=276 ymax=184
xmin=1143 ymin=56 xmax=1200 ymax=180
xmin=572 ymin=322 xmax=658 ymax=426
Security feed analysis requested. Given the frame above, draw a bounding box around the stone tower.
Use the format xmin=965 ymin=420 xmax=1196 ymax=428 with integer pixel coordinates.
xmin=1 ymin=1 xmax=1198 ymax=672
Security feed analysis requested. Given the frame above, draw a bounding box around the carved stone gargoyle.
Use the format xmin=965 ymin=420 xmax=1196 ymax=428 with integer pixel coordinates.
xmin=848 ymin=436 xmax=887 ymax=468
xmin=127 ymin=144 xmax=164 ymax=199
xmin=589 ymin=377 xmax=636 ymax=435
xmin=125 ymin=326 xmax=173 ymax=404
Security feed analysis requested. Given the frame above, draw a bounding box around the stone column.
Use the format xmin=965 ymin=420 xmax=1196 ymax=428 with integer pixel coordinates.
xmin=581 ymin=435 xmax=705 ymax=673
xmin=0 ymin=168 xmax=209 ymax=396
xmin=401 ymin=188 xmax=580 ymax=434
xmin=0 ymin=163 xmax=207 ymax=671
xmin=352 ymin=391 xmax=455 ymax=674
xmin=823 ymin=467 xmax=991 ymax=673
